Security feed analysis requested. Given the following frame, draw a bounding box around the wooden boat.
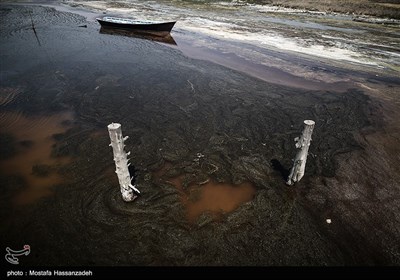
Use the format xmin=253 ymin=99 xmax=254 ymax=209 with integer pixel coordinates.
xmin=96 ymin=17 xmax=176 ymax=36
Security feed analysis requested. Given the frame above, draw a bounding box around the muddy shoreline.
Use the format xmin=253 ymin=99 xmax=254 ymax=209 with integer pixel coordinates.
xmin=1 ymin=3 xmax=400 ymax=266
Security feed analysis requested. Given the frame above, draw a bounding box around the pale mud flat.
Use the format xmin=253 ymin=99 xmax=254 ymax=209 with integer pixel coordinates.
xmin=0 ymin=2 xmax=399 ymax=265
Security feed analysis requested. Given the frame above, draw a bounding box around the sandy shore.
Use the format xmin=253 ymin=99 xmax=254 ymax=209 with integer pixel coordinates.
xmin=0 ymin=2 xmax=399 ymax=266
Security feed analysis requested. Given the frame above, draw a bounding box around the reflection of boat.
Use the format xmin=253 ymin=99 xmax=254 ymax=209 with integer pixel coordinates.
xmin=99 ymin=27 xmax=177 ymax=45
xmin=96 ymin=17 xmax=176 ymax=37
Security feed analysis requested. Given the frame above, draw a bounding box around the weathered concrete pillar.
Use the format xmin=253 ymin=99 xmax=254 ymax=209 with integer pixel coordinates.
xmin=108 ymin=123 xmax=140 ymax=201
xmin=287 ymin=120 xmax=315 ymax=185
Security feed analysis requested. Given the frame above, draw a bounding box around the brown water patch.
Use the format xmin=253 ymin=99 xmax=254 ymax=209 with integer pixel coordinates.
xmin=185 ymin=181 xmax=256 ymax=223
xmin=0 ymin=111 xmax=74 ymax=205
xmin=156 ymin=163 xmax=256 ymax=222
xmin=162 ymin=169 xmax=256 ymax=223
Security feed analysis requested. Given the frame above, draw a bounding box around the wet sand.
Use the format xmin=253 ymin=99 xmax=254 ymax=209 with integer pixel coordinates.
xmin=0 ymin=3 xmax=400 ymax=266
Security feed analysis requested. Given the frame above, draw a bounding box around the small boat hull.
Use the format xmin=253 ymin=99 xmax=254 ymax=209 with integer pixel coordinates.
xmin=96 ymin=18 xmax=176 ymax=36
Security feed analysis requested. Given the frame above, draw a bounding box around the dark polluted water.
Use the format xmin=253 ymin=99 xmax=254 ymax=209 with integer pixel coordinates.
xmin=0 ymin=4 xmax=398 ymax=266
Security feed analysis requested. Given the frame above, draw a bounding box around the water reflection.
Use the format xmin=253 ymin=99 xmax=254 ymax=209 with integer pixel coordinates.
xmin=99 ymin=27 xmax=177 ymax=45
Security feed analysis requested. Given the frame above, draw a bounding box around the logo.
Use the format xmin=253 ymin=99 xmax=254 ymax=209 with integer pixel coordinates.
xmin=5 ymin=245 xmax=30 ymax=265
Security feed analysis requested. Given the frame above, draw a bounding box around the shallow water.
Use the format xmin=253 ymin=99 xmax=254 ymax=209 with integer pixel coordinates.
xmin=155 ymin=162 xmax=256 ymax=223
xmin=183 ymin=180 xmax=255 ymax=222
xmin=66 ymin=0 xmax=400 ymax=72
xmin=0 ymin=111 xmax=73 ymax=204
xmin=0 ymin=3 xmax=399 ymax=266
